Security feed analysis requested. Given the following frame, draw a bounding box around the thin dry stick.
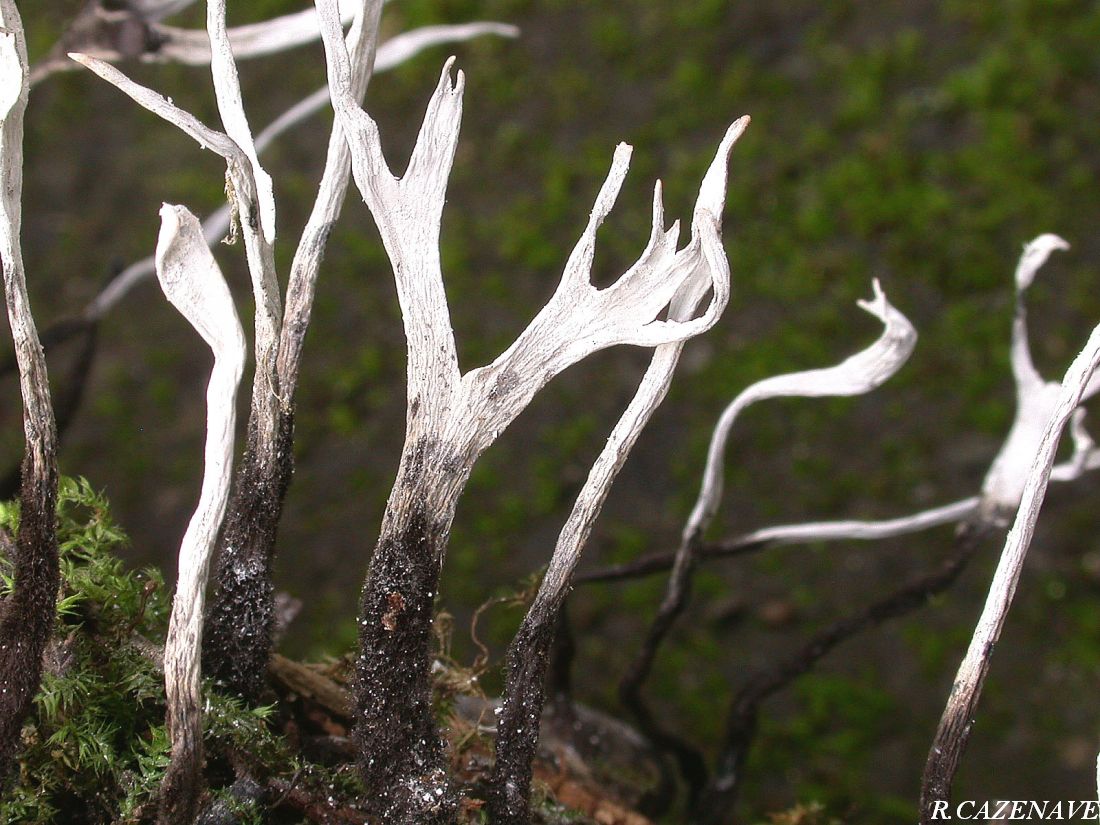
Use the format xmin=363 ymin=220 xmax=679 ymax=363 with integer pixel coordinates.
xmin=919 ymin=320 xmax=1100 ymax=823
xmin=0 ymin=1 xmax=61 ymax=781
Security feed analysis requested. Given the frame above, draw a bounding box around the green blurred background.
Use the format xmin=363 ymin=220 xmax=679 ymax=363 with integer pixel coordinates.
xmin=6 ymin=1 xmax=1100 ymax=821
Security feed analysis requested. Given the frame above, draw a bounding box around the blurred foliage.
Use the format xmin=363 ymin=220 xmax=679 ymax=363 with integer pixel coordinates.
xmin=6 ymin=1 xmax=1100 ymax=822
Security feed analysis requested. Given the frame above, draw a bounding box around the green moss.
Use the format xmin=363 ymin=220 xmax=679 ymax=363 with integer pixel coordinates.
xmin=0 ymin=479 xmax=357 ymax=824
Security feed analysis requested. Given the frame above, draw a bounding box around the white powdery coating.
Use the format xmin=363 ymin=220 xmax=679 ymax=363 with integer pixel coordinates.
xmin=685 ymin=278 xmax=917 ymax=541
xmin=156 ymin=204 xmax=246 ymax=789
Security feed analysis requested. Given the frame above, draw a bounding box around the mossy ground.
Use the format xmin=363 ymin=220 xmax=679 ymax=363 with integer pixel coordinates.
xmin=0 ymin=479 xmax=656 ymax=823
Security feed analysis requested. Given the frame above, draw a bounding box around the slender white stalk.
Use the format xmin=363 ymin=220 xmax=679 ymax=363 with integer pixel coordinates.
xmin=70 ymin=46 xmax=282 ymax=447
xmin=156 ymin=204 xmax=245 ymax=808
xmin=980 ymin=234 xmax=1070 ymax=518
xmin=0 ymin=0 xmax=61 ymax=780
xmin=206 ymin=0 xmax=277 ymax=245
xmin=204 ymin=0 xmax=284 ymax=456
xmin=278 ymin=0 xmax=384 ymax=395
xmin=924 ymin=315 xmax=1100 ymax=812
xmin=539 ymin=118 xmax=747 ymax=601
xmin=685 ymin=279 xmax=917 ymax=540
xmin=735 ymin=498 xmax=981 ymax=547
xmin=68 ymin=52 xmax=243 ymax=157
xmin=0 ymin=7 xmax=50 ymax=439
xmin=80 ymin=20 xmax=518 ymax=323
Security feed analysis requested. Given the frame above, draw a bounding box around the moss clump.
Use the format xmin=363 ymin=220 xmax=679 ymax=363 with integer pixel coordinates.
xmin=0 ymin=478 xmax=363 ymax=824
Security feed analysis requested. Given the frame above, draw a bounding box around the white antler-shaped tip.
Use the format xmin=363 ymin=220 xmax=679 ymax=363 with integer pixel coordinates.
xmin=1015 ymin=233 xmax=1070 ymax=291
xmin=856 ymin=277 xmax=887 ymax=317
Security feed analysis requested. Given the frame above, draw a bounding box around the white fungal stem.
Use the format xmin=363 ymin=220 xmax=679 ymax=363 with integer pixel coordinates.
xmin=278 ymin=0 xmax=384 ymax=395
xmin=537 ymin=117 xmax=747 ymax=607
xmin=735 ymin=498 xmax=981 ymax=547
xmin=316 ymin=1 xmax=739 ymax=811
xmin=69 ymin=43 xmax=282 ymax=449
xmin=0 ymin=1 xmax=53 ymax=453
xmin=204 ymin=0 xmax=284 ymax=456
xmin=156 ymin=204 xmax=245 ymax=816
xmin=979 ymin=234 xmax=1070 ymax=518
xmin=0 ymin=0 xmax=62 ymax=781
xmin=684 ymin=279 xmax=917 ymax=541
xmin=490 ymin=119 xmax=748 ymax=822
xmin=318 ymin=0 xmax=734 ymax=453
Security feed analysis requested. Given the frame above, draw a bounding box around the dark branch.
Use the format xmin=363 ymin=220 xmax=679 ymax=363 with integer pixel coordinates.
xmin=694 ymin=522 xmax=992 ymax=823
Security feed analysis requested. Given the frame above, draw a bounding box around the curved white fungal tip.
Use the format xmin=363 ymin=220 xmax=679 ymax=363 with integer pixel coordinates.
xmin=587 ymin=144 xmax=632 ymax=229
xmin=1015 ymin=233 xmax=1070 ymax=292
xmin=856 ymin=278 xmax=887 ymax=320
xmin=439 ymin=55 xmax=458 ymax=90
xmin=154 ymin=202 xmax=244 ymax=361
xmin=695 ymin=115 xmax=749 ymax=224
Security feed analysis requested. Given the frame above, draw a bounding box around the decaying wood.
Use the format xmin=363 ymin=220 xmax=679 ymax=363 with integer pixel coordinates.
xmin=0 ymin=0 xmax=61 ymax=782
xmin=269 ymin=653 xmax=353 ymax=720
xmin=154 ymin=204 xmax=246 ymax=825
